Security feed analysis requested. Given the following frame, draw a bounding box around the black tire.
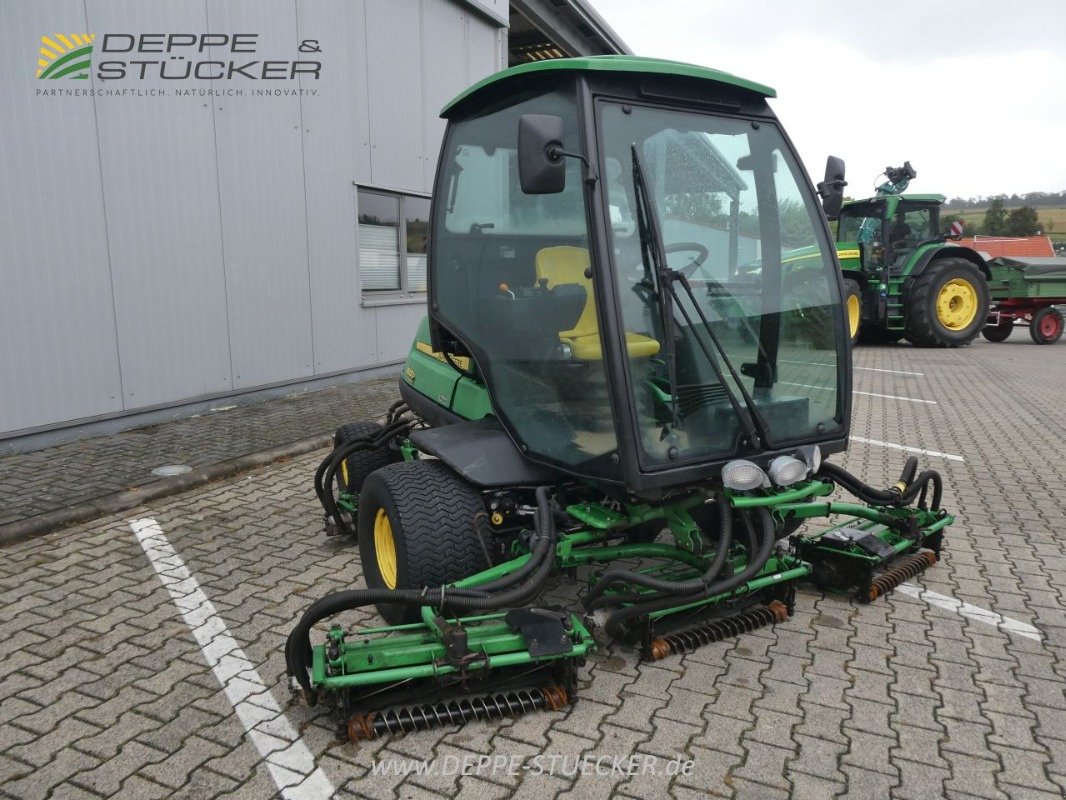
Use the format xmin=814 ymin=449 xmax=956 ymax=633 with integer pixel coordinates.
xmin=334 ymin=420 xmax=400 ymax=495
xmin=903 ymin=258 xmax=990 ymax=347
xmin=357 ymin=460 xmax=490 ymax=625
xmin=858 ymin=327 xmax=905 ymax=345
xmin=843 ymin=278 xmax=862 ymax=345
xmin=1030 ymin=307 xmax=1064 ymax=345
xmin=981 ymin=321 xmax=1014 ymax=343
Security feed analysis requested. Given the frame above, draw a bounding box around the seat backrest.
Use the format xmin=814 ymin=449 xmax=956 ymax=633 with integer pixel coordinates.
xmin=534 ymin=246 xmax=597 ymax=338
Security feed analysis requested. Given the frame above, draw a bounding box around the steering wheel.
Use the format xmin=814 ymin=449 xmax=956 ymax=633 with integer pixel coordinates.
xmin=664 ymin=242 xmax=710 ymax=277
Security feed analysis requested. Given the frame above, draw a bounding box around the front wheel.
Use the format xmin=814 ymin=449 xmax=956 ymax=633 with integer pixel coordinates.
xmin=981 ymin=321 xmax=1014 ymax=343
xmin=843 ymin=278 xmax=862 ymax=345
xmin=904 ymin=258 xmax=990 ymax=347
xmin=357 ymin=460 xmax=491 ymax=624
xmin=1030 ymin=307 xmax=1064 ymax=345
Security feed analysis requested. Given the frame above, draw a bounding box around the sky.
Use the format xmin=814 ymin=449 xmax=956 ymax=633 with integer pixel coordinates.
xmin=592 ymin=0 xmax=1066 ymax=201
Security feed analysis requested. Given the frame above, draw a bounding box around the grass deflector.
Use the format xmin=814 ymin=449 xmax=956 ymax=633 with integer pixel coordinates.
xmin=287 ymin=56 xmax=954 ymax=741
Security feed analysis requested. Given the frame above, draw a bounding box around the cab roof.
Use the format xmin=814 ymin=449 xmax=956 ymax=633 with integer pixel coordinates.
xmin=843 ymin=193 xmax=947 ymax=208
xmin=441 ymin=55 xmax=776 ymax=117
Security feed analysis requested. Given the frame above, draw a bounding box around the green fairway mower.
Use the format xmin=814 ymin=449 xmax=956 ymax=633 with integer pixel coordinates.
xmin=288 ymin=56 xmax=954 ymax=742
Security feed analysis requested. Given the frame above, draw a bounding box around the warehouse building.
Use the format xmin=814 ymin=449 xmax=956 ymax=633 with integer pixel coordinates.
xmin=0 ymin=0 xmax=627 ymax=450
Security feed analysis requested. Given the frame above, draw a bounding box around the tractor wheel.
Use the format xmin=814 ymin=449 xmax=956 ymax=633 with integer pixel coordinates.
xmin=1030 ymin=307 xmax=1064 ymax=345
xmin=843 ymin=279 xmax=862 ymax=345
xmin=903 ymin=258 xmax=990 ymax=347
xmin=357 ymin=460 xmax=491 ymax=625
xmin=981 ymin=321 xmax=1014 ymax=343
xmin=859 ymin=327 xmax=904 ymax=345
xmin=334 ymin=420 xmax=400 ymax=495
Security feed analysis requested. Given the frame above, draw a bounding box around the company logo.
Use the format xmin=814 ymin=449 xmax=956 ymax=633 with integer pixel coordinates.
xmin=37 ymin=33 xmax=95 ymax=79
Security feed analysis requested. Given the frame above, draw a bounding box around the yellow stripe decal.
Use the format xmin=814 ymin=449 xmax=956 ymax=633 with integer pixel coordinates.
xmin=41 ymin=36 xmax=65 ymax=54
xmin=56 ymin=34 xmax=75 ymax=49
xmin=414 ymin=341 xmax=471 ymax=370
xmin=837 ymin=248 xmax=861 ymax=260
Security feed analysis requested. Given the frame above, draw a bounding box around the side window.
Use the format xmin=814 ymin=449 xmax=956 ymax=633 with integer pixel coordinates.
xmin=358 ymin=188 xmax=431 ymax=297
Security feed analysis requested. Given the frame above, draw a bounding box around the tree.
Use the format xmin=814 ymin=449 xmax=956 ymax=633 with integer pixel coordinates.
xmin=1005 ymin=206 xmax=1040 ymax=237
xmin=983 ymin=197 xmax=1008 ymax=235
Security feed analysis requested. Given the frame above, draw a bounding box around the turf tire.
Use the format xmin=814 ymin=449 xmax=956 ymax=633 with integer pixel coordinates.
xmin=334 ymin=420 xmax=400 ymax=495
xmin=357 ymin=460 xmax=490 ymax=625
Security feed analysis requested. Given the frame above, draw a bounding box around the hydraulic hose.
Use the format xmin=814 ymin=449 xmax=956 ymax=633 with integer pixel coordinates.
xmin=584 ymin=494 xmax=733 ymax=606
xmin=602 ymin=506 xmax=776 ymax=641
xmin=818 ymin=457 xmax=942 ymax=512
xmin=287 ymin=487 xmax=559 ymax=693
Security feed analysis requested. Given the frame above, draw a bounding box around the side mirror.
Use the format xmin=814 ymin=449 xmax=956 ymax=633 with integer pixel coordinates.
xmin=518 ymin=114 xmax=565 ymax=194
xmin=817 ymin=155 xmax=847 ymax=221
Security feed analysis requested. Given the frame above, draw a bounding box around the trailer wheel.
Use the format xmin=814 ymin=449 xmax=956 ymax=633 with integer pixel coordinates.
xmin=357 ymin=460 xmax=491 ymax=624
xmin=904 ymin=258 xmax=990 ymax=347
xmin=1030 ymin=307 xmax=1064 ymax=345
xmin=981 ymin=321 xmax=1014 ymax=343
xmin=843 ymin=279 xmax=862 ymax=345
xmin=334 ymin=420 xmax=401 ymax=495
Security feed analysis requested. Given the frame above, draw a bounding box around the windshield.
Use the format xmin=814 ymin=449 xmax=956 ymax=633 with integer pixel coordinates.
xmin=598 ymin=101 xmax=845 ymax=466
xmin=838 ymin=202 xmax=884 ymax=244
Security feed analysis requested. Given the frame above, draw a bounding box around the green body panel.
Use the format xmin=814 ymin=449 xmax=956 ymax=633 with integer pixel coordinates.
xmin=442 ymin=55 xmax=775 ymax=116
xmin=402 ymin=317 xmax=491 ymax=420
xmin=987 ymin=261 xmax=1066 ymax=301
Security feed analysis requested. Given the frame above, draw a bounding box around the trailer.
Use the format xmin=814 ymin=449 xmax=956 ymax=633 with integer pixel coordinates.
xmin=982 ymin=257 xmax=1066 ymax=344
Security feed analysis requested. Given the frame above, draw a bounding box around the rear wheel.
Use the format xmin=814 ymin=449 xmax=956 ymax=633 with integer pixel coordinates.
xmin=334 ymin=420 xmax=401 ymax=495
xmin=357 ymin=460 xmax=491 ymax=624
xmin=843 ymin=279 xmax=862 ymax=345
xmin=904 ymin=258 xmax=990 ymax=347
xmin=859 ymin=327 xmax=905 ymax=344
xmin=981 ymin=320 xmax=1014 ymax=343
xmin=1030 ymin=307 xmax=1064 ymax=345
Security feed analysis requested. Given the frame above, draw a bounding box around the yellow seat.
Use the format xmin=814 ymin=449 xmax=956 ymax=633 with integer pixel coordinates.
xmin=534 ymin=246 xmax=660 ymax=360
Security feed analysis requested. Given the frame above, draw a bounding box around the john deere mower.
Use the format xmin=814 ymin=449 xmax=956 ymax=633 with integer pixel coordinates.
xmin=287 ymin=56 xmax=953 ymax=741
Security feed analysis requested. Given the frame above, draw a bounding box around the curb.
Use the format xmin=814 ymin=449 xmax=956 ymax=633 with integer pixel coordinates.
xmin=0 ymin=432 xmax=334 ymax=547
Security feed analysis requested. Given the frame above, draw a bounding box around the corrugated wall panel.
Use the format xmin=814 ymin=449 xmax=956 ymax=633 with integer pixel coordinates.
xmin=420 ymin=0 xmax=469 ymax=192
xmin=86 ymin=0 xmax=234 ymax=409
xmin=207 ymin=0 xmax=314 ymax=390
xmin=0 ymin=1 xmax=124 ymax=432
xmin=374 ymin=304 xmax=428 ymax=363
xmin=298 ymin=0 xmax=377 ymax=373
xmin=365 ymin=0 xmax=424 ymax=191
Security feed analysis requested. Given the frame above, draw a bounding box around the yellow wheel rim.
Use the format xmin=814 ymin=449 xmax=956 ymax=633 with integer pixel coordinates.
xmin=936 ymin=278 xmax=979 ymax=330
xmin=373 ymin=508 xmax=398 ymax=589
xmin=847 ymin=294 xmax=861 ymax=338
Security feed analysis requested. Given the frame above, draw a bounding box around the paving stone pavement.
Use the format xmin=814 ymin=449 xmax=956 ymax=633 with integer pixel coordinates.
xmin=0 ymin=377 xmax=400 ymax=527
xmin=1 ymin=338 xmax=1064 ymax=800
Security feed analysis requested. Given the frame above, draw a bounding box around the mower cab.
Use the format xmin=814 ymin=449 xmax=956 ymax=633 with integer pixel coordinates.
xmin=291 ymin=57 xmax=955 ymax=742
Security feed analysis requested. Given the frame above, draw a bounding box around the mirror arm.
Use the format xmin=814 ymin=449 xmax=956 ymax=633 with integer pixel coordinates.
xmin=547 ymin=146 xmax=599 ymax=186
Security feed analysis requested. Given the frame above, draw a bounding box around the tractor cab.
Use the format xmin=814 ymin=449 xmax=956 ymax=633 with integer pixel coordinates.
xmin=837 ymin=194 xmax=944 ymax=270
xmin=420 ymin=57 xmax=852 ymax=496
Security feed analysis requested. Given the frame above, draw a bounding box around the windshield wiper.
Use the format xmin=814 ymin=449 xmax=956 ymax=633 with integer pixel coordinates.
xmin=630 ymin=146 xmax=769 ymax=450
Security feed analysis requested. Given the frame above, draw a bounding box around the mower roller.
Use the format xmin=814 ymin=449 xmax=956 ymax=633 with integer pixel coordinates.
xmin=286 ymin=56 xmax=954 ymax=741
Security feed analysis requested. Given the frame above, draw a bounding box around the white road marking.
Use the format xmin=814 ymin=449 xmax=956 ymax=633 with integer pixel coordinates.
xmin=780 ymin=382 xmax=937 ymax=405
xmin=854 ymin=390 xmax=937 ymax=405
xmin=896 ymin=583 xmax=1042 ymax=642
xmin=849 ymin=435 xmax=965 ymax=462
xmin=132 ymin=518 xmax=335 ymax=800
xmin=855 ymin=366 xmax=924 ymax=376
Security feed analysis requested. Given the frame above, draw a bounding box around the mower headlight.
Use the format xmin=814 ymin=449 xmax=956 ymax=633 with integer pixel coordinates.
xmin=768 ymin=456 xmax=808 ymax=487
xmin=722 ymin=459 xmax=770 ymax=491
xmin=795 ymin=445 xmax=822 ymax=474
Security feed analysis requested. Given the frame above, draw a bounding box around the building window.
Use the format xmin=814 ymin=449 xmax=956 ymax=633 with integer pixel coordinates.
xmin=358 ymin=187 xmax=430 ymax=296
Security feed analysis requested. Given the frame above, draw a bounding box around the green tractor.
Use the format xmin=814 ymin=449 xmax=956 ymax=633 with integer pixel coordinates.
xmin=289 ymin=57 xmax=953 ymax=741
xmin=833 ymin=162 xmax=992 ymax=346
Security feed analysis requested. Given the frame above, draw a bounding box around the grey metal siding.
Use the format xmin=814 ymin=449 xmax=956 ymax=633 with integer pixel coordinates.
xmin=0 ymin=0 xmax=124 ymax=432
xmin=0 ymin=0 xmax=505 ymax=439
